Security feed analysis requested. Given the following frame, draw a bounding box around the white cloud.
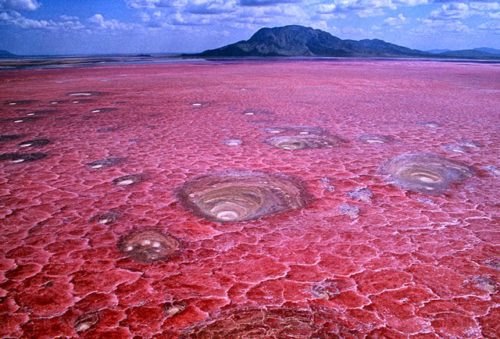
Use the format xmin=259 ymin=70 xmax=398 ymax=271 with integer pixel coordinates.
xmin=430 ymin=2 xmax=470 ymax=19
xmin=89 ymin=13 xmax=139 ymax=30
xmin=420 ymin=18 xmax=470 ymax=32
xmin=0 ymin=10 xmax=84 ymax=29
xmin=478 ymin=21 xmax=500 ymax=33
xmin=0 ymin=0 xmax=40 ymax=11
xmin=125 ymin=0 xmax=183 ymax=9
xmin=384 ymin=13 xmax=406 ymax=25
xmin=312 ymin=0 xmax=428 ymax=18
xmin=469 ymin=1 xmax=500 ymax=11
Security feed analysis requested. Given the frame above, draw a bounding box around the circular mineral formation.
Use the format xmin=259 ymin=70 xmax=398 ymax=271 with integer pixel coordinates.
xmin=74 ymin=312 xmax=99 ymax=333
xmin=359 ymin=134 xmax=394 ymax=144
xmin=90 ymin=108 xmax=117 ymax=113
xmin=87 ymin=157 xmax=125 ymax=169
xmin=112 ymin=174 xmax=144 ymax=186
xmin=381 ymin=153 xmax=474 ymax=194
xmin=90 ymin=211 xmax=121 ymax=225
xmin=181 ymin=307 xmax=339 ymax=338
xmin=223 ymin=139 xmax=243 ymax=147
xmin=0 ymin=152 xmax=47 ymax=163
xmin=263 ymin=126 xmax=325 ymax=135
xmin=4 ymin=100 xmax=38 ymax=106
xmin=67 ymin=91 xmax=103 ymax=97
xmin=265 ymin=135 xmax=341 ymax=151
xmin=118 ymin=230 xmax=180 ymax=263
xmin=18 ymin=138 xmax=50 ymax=148
xmin=419 ymin=121 xmax=440 ymax=128
xmin=178 ymin=171 xmax=310 ymax=222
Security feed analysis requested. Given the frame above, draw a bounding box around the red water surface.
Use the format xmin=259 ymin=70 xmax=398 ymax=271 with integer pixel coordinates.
xmin=0 ymin=60 xmax=499 ymax=338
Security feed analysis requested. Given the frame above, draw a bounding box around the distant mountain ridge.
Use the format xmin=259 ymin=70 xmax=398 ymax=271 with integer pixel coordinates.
xmin=187 ymin=25 xmax=500 ymax=60
xmin=0 ymin=50 xmax=17 ymax=58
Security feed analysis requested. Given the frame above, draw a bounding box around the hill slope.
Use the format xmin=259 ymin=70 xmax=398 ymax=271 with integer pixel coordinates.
xmin=0 ymin=50 xmax=17 ymax=58
xmin=190 ymin=25 xmax=428 ymax=58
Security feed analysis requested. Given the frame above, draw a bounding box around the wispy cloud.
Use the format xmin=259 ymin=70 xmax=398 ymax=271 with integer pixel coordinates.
xmin=89 ymin=14 xmax=140 ymax=30
xmin=0 ymin=0 xmax=40 ymax=11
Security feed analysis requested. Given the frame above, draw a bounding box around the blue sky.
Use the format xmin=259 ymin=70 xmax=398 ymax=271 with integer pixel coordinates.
xmin=0 ymin=0 xmax=499 ymax=55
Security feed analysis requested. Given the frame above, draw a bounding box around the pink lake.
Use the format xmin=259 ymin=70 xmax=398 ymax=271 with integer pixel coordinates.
xmin=0 ymin=60 xmax=499 ymax=338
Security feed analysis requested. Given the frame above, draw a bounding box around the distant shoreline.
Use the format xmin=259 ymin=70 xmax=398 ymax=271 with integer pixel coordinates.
xmin=1 ymin=55 xmax=499 ymax=70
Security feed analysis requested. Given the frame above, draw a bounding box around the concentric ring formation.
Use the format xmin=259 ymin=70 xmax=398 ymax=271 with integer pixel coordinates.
xmin=118 ymin=229 xmax=180 ymax=263
xmin=381 ymin=153 xmax=474 ymax=194
xmin=264 ymin=126 xmax=343 ymax=151
xmin=178 ymin=171 xmax=310 ymax=222
xmin=359 ymin=134 xmax=394 ymax=144
xmin=266 ymin=135 xmax=341 ymax=151
xmin=180 ymin=307 xmax=344 ymax=338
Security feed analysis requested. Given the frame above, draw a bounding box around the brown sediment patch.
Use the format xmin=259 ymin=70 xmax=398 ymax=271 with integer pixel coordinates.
xmin=180 ymin=307 xmax=342 ymax=338
xmin=112 ymin=174 xmax=145 ymax=186
xmin=359 ymin=134 xmax=394 ymax=144
xmin=0 ymin=134 xmax=24 ymax=142
xmin=87 ymin=157 xmax=125 ymax=169
xmin=265 ymin=134 xmax=342 ymax=150
xmin=178 ymin=170 xmax=310 ymax=222
xmin=0 ymin=152 xmax=47 ymax=163
xmin=118 ymin=229 xmax=180 ymax=263
xmin=381 ymin=153 xmax=474 ymax=194
xmin=18 ymin=138 xmax=50 ymax=148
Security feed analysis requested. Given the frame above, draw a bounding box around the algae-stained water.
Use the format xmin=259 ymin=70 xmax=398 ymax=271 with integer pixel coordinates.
xmin=0 ymin=60 xmax=499 ymax=337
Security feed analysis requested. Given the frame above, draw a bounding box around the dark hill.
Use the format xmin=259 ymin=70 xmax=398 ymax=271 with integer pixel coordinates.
xmin=437 ymin=48 xmax=500 ymax=59
xmin=0 ymin=50 xmax=17 ymax=58
xmin=189 ymin=25 xmax=428 ymax=58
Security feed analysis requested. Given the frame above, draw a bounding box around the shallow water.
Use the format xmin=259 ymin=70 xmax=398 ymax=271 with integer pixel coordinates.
xmin=0 ymin=60 xmax=499 ymax=337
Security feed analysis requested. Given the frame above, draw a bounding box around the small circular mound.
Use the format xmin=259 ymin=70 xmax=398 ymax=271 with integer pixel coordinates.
xmin=181 ymin=307 xmax=341 ymax=338
xmin=266 ymin=135 xmax=341 ymax=151
xmin=178 ymin=171 xmax=310 ymax=222
xmin=90 ymin=108 xmax=116 ymax=113
xmin=112 ymin=174 xmax=144 ymax=186
xmin=223 ymin=139 xmax=243 ymax=147
xmin=67 ymin=91 xmax=103 ymax=97
xmin=90 ymin=211 xmax=120 ymax=225
xmin=18 ymin=138 xmax=50 ymax=148
xmin=0 ymin=152 xmax=47 ymax=163
xmin=359 ymin=134 xmax=394 ymax=144
xmin=87 ymin=157 xmax=124 ymax=169
xmin=418 ymin=121 xmax=440 ymax=128
xmin=243 ymin=108 xmax=273 ymax=116
xmin=74 ymin=312 xmax=99 ymax=333
xmin=118 ymin=229 xmax=180 ymax=263
xmin=3 ymin=116 xmax=40 ymax=124
xmin=381 ymin=153 xmax=474 ymax=194
xmin=4 ymin=100 xmax=38 ymax=106
xmin=263 ymin=126 xmax=325 ymax=135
